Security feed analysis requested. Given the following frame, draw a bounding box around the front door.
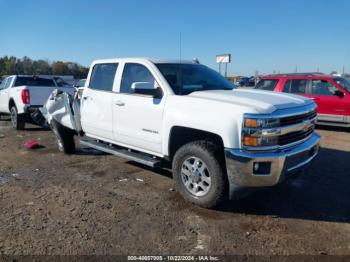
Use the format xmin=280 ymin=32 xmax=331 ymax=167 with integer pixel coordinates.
xmin=80 ymin=63 xmax=118 ymax=141
xmin=309 ymin=79 xmax=349 ymax=123
xmin=113 ymin=63 xmax=165 ymax=154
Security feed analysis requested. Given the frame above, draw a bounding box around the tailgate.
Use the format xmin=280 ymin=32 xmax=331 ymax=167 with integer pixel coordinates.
xmin=29 ymin=86 xmax=74 ymax=106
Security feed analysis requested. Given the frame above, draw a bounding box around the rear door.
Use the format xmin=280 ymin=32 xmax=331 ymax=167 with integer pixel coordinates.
xmin=80 ymin=63 xmax=118 ymax=141
xmin=309 ymin=79 xmax=348 ymax=123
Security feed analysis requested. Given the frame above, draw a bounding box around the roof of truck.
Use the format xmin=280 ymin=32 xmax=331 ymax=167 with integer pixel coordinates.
xmin=92 ymin=57 xmax=195 ymax=65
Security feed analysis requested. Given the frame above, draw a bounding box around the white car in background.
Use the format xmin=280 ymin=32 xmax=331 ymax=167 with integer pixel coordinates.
xmin=0 ymin=75 xmax=74 ymax=129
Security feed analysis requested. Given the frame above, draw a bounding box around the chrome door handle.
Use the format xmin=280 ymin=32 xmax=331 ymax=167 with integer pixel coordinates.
xmin=115 ymin=101 xmax=125 ymax=106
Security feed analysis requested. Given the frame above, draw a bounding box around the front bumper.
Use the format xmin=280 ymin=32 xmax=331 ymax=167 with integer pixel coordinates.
xmin=225 ymin=132 xmax=320 ymax=198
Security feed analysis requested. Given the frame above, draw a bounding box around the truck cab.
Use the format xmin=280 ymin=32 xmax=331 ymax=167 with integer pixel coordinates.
xmin=46 ymin=58 xmax=320 ymax=208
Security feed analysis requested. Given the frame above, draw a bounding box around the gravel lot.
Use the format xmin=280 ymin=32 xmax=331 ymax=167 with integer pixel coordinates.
xmin=0 ymin=117 xmax=350 ymax=256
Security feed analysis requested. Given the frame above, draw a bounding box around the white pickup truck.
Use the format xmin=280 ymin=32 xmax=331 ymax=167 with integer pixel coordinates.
xmin=44 ymin=58 xmax=320 ymax=208
xmin=0 ymin=75 xmax=74 ymax=129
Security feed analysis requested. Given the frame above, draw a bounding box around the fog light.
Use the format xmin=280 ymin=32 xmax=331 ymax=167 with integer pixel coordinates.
xmin=253 ymin=162 xmax=260 ymax=172
xmin=252 ymin=162 xmax=271 ymax=175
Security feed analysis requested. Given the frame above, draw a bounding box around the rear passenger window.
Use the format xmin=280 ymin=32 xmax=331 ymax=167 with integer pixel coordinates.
xmin=311 ymin=80 xmax=337 ymax=96
xmin=255 ymin=80 xmax=278 ymax=91
xmin=283 ymin=80 xmax=291 ymax=92
xmin=89 ymin=63 xmax=118 ymax=91
xmin=284 ymin=79 xmax=308 ymax=94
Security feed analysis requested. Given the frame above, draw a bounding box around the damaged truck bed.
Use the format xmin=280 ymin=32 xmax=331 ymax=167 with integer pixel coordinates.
xmin=43 ymin=90 xmax=82 ymax=133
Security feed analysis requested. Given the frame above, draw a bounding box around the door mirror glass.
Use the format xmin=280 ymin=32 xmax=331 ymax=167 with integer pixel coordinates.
xmin=334 ymin=89 xmax=344 ymax=98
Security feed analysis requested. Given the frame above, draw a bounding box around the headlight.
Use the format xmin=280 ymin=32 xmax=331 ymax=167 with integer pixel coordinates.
xmin=243 ymin=117 xmax=280 ymax=148
xmin=244 ymin=118 xmax=280 ymax=128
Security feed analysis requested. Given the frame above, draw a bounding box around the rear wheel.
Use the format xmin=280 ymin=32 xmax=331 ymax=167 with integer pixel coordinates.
xmin=10 ymin=106 xmax=25 ymax=130
xmin=51 ymin=120 xmax=76 ymax=154
xmin=172 ymin=141 xmax=228 ymax=208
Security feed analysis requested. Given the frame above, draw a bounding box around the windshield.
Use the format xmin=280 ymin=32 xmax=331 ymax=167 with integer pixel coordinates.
xmin=255 ymin=79 xmax=278 ymax=91
xmin=14 ymin=77 xmax=56 ymax=87
xmin=156 ymin=63 xmax=235 ymax=95
xmin=334 ymin=77 xmax=350 ymax=92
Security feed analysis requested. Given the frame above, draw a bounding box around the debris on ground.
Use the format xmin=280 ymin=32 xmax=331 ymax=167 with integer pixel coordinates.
xmin=136 ymin=178 xmax=144 ymax=182
xmin=25 ymin=140 xmax=41 ymax=149
xmin=0 ymin=134 xmax=5 ymax=138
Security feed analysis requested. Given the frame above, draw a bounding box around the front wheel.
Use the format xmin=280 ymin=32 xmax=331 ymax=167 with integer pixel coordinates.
xmin=10 ymin=106 xmax=25 ymax=130
xmin=172 ymin=141 xmax=228 ymax=208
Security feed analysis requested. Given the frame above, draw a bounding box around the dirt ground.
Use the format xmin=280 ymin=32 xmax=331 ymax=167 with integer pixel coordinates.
xmin=0 ymin=116 xmax=350 ymax=256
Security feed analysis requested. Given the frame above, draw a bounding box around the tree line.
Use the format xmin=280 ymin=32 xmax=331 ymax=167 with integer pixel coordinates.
xmin=0 ymin=56 xmax=89 ymax=79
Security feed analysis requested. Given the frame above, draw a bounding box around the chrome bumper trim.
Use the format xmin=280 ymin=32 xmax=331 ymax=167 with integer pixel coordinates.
xmin=225 ymin=132 xmax=320 ymax=198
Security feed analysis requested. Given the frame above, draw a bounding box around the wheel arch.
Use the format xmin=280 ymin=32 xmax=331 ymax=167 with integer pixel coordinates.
xmin=8 ymin=98 xmax=16 ymax=111
xmin=167 ymin=126 xmax=225 ymax=162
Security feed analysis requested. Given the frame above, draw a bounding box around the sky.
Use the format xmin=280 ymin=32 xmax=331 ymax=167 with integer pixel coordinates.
xmin=0 ymin=0 xmax=349 ymax=76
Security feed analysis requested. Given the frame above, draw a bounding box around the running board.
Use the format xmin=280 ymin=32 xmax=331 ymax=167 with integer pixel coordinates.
xmin=79 ymin=137 xmax=161 ymax=168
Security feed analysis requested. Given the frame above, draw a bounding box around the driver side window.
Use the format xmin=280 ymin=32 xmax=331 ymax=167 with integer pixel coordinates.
xmin=120 ymin=63 xmax=155 ymax=94
xmin=311 ymin=80 xmax=338 ymax=96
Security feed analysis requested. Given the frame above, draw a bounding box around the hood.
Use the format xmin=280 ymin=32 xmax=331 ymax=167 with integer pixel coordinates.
xmin=188 ymin=89 xmax=312 ymax=113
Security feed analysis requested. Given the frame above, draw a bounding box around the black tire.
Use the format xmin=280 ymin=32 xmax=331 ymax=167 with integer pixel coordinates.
xmin=10 ymin=106 xmax=25 ymax=130
xmin=172 ymin=140 xmax=228 ymax=208
xmin=50 ymin=120 xmax=76 ymax=154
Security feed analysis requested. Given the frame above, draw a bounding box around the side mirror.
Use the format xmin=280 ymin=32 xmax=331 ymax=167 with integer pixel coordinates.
xmin=131 ymin=81 xmax=162 ymax=98
xmin=334 ymin=90 xmax=344 ymax=98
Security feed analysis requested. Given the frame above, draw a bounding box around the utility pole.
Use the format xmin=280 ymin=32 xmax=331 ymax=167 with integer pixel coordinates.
xmin=343 ymin=66 xmax=345 ymax=74
xmin=295 ymin=65 xmax=298 ymax=73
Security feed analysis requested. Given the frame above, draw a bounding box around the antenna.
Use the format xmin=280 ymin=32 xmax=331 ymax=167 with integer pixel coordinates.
xmin=179 ymin=32 xmax=182 ymax=64
xmin=179 ymin=32 xmax=183 ymax=95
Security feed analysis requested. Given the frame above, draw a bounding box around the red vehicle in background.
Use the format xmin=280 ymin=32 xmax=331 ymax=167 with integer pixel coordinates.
xmin=255 ymin=73 xmax=350 ymax=127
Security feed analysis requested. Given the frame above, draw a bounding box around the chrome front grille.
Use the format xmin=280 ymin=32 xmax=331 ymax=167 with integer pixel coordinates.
xmin=280 ymin=110 xmax=317 ymax=127
xmin=278 ymin=125 xmax=314 ymax=146
xmin=278 ymin=109 xmax=317 ymax=146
